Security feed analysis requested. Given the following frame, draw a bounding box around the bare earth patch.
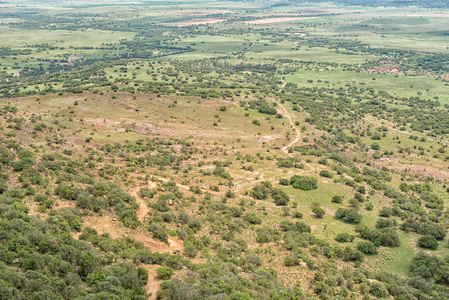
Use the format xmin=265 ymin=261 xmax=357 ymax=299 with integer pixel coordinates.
xmin=362 ymin=60 xmax=400 ymax=74
xmin=141 ymin=264 xmax=163 ymax=300
xmin=80 ymin=215 xmax=184 ymax=253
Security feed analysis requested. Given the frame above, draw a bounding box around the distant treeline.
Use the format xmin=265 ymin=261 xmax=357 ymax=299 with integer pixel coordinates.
xmin=272 ymin=0 xmax=449 ymax=8
xmin=220 ymin=62 xmax=277 ymax=72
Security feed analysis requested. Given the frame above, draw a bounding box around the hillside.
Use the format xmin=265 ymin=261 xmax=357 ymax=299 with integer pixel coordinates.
xmin=0 ymin=1 xmax=448 ymax=299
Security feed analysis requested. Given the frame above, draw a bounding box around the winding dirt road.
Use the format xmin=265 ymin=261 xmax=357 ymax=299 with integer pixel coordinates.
xmin=274 ymin=99 xmax=314 ymax=171
xmin=274 ymin=99 xmax=302 ymax=157
xmin=128 ymin=182 xmax=185 ymax=299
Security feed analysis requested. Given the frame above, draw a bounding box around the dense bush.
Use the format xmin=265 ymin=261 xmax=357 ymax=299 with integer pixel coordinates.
xmin=357 ymin=242 xmax=378 ymax=254
xmin=331 ymin=195 xmax=343 ymax=203
xmin=279 ymin=178 xmax=289 ymax=186
xmin=335 ymin=232 xmax=354 ymax=243
xmin=319 ymin=170 xmax=333 ymax=178
xmin=417 ymin=235 xmax=438 ymax=250
xmin=157 ymin=267 xmax=174 ymax=280
xmin=0 ymin=211 xmax=148 ymax=299
xmin=356 ymin=225 xmax=401 ymax=247
xmin=256 ymin=227 xmax=281 ymax=243
xmin=244 ymin=213 xmax=262 ymax=225
xmin=290 ymin=175 xmax=318 ymax=190
xmin=284 ymin=254 xmax=301 ymax=267
xmin=335 ymin=208 xmax=362 ymax=223
xmin=271 ymin=188 xmax=289 ymax=205
xmin=312 ymin=207 xmax=325 ymax=218
xmin=158 ymin=262 xmax=294 ymax=299
xmin=250 ymin=181 xmax=272 ymax=200
xmin=376 ymin=218 xmax=396 ymax=229
xmin=401 ymin=220 xmax=446 ymax=240
xmin=410 ymin=252 xmax=449 ymax=284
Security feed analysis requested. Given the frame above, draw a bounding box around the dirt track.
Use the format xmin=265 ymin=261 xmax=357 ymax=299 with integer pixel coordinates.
xmin=141 ymin=264 xmax=163 ymax=300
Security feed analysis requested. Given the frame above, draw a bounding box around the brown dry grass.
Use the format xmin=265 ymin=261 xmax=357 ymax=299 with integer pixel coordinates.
xmin=81 ymin=214 xmax=184 ymax=253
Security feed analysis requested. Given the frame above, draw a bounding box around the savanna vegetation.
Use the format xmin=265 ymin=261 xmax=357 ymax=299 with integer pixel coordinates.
xmin=0 ymin=0 xmax=448 ymax=299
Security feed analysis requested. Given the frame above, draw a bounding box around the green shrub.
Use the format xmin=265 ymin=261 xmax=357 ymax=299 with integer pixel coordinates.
xmin=293 ymin=211 xmax=303 ymax=219
xmin=271 ymin=188 xmax=289 ymax=206
xmin=417 ymin=235 xmax=438 ymax=250
xmin=356 ymin=225 xmax=400 ymax=247
xmin=357 ymin=242 xmax=378 ymax=254
xmin=331 ymin=195 xmax=343 ymax=203
xmin=284 ymin=255 xmax=301 ymax=267
xmin=379 ymin=206 xmax=393 ymax=217
xmin=256 ymin=227 xmax=281 ymax=243
xmin=312 ymin=207 xmax=325 ymax=218
xmin=244 ymin=213 xmax=262 ymax=225
xmin=335 ymin=233 xmax=354 ymax=243
xmin=156 ymin=267 xmax=174 ymax=280
xmin=290 ymin=175 xmax=318 ymax=190
xmin=250 ymin=181 xmax=272 ymax=200
xmin=335 ymin=208 xmax=362 ymax=223
xmin=319 ymin=170 xmax=333 ymax=178
xmin=252 ymin=119 xmax=261 ymax=126
xmin=279 ymin=178 xmax=289 ymax=186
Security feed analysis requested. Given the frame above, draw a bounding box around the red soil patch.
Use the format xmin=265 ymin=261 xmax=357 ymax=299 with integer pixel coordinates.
xmin=362 ymin=60 xmax=401 ymax=74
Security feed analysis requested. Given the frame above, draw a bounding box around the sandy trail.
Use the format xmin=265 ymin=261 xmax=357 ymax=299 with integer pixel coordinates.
xmin=141 ymin=264 xmax=163 ymax=300
xmin=151 ymin=176 xmax=190 ymax=190
xmin=128 ymin=184 xmax=155 ymax=223
xmin=274 ymin=98 xmax=314 ymax=171
xmin=128 ymin=182 xmax=185 ymax=252
xmin=275 ymin=100 xmax=302 ymax=156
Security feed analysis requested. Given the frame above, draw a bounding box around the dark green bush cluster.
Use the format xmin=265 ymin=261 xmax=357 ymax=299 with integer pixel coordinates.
xmin=290 ymin=175 xmax=318 ymax=190
xmin=356 ymin=225 xmax=400 ymax=247
xmin=250 ymin=181 xmax=290 ymax=205
xmin=335 ymin=232 xmax=354 ymax=243
xmin=0 ymin=210 xmax=148 ymax=299
xmin=335 ymin=208 xmax=362 ymax=223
